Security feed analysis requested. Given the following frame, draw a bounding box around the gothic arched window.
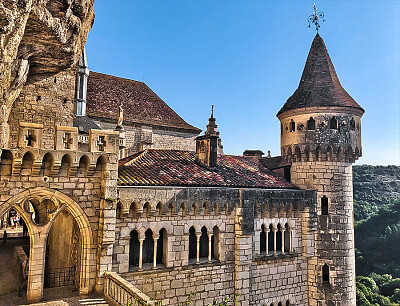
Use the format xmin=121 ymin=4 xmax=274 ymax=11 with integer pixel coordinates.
xmin=330 ymin=117 xmax=338 ymax=129
xmin=323 ymin=264 xmax=330 ymax=283
xmin=199 ymin=226 xmax=209 ymax=258
xmin=268 ymin=224 xmax=274 ymax=255
xmin=129 ymin=230 xmax=140 ymax=268
xmin=307 ymin=117 xmax=316 ymax=130
xmin=260 ymin=224 xmax=267 ymax=255
xmin=290 ymin=120 xmax=296 ymax=132
xmin=189 ymin=226 xmax=197 ymax=260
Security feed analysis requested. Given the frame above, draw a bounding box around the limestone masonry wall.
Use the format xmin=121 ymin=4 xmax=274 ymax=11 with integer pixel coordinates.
xmin=93 ymin=120 xmax=197 ymax=154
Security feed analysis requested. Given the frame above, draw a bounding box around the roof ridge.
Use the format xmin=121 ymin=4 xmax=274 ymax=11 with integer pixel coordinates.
xmin=90 ymin=71 xmax=146 ymax=85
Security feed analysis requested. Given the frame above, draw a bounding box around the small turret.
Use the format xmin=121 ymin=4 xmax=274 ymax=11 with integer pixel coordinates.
xmin=195 ymin=106 xmax=221 ymax=169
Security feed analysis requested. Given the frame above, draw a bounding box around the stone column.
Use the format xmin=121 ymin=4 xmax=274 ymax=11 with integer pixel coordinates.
xmin=152 ymin=234 xmax=159 ymax=270
xmin=138 ymin=238 xmax=144 ymax=271
xmin=196 ymin=234 xmax=201 ymax=264
xmin=208 ymin=233 xmax=212 ymax=263
xmin=289 ymin=230 xmax=293 ymax=253
xmin=273 ymin=228 xmax=277 ymax=256
xmin=281 ymin=229 xmax=286 ymax=254
xmin=266 ymin=230 xmax=269 ymax=255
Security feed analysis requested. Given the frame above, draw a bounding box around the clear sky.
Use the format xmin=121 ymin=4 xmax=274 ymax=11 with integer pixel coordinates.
xmin=85 ymin=0 xmax=400 ymax=166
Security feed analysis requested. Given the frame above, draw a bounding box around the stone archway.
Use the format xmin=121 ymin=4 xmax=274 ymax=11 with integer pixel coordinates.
xmin=0 ymin=187 xmax=95 ymax=303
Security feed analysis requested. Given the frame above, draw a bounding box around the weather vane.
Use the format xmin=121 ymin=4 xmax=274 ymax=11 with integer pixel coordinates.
xmin=308 ymin=3 xmax=325 ymax=33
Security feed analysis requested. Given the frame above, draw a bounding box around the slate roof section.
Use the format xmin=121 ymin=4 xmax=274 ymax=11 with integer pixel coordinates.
xmin=277 ymin=34 xmax=364 ymax=116
xmin=260 ymin=156 xmax=290 ymax=170
xmin=118 ymin=149 xmax=298 ymax=189
xmin=73 ymin=115 xmax=101 ymax=134
xmin=86 ymin=72 xmax=201 ymax=133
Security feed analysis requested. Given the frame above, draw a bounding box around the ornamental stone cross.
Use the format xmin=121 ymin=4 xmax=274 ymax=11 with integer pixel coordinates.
xmin=96 ymin=136 xmax=106 ymax=151
xmin=25 ymin=130 xmax=36 ymax=147
xmin=62 ymin=133 xmax=72 ymax=149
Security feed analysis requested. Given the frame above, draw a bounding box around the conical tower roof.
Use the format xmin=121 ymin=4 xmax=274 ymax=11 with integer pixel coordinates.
xmin=277 ymin=34 xmax=364 ymax=116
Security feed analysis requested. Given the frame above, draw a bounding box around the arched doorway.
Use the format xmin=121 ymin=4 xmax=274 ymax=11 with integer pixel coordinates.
xmin=0 ymin=187 xmax=94 ymax=303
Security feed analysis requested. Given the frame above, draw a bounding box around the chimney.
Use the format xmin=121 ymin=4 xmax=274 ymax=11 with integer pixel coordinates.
xmin=195 ymin=106 xmax=219 ymax=169
xmin=243 ymin=150 xmax=264 ymax=159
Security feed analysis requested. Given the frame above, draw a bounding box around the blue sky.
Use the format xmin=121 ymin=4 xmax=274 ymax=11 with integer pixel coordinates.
xmin=85 ymin=0 xmax=400 ymax=166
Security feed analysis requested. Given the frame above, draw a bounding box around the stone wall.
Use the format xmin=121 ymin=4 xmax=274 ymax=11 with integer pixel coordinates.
xmin=8 ymin=69 xmax=77 ymax=150
xmin=291 ymin=161 xmax=356 ymax=306
xmin=115 ymin=187 xmax=317 ymax=305
xmin=92 ymin=120 xmax=197 ymax=155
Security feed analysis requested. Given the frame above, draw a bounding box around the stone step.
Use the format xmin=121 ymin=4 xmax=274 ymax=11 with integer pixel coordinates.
xmin=78 ymin=298 xmax=110 ymax=305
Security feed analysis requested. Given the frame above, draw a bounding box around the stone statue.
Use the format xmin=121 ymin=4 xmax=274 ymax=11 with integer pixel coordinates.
xmin=0 ymin=0 xmax=95 ymax=148
xmin=117 ymin=104 xmax=124 ymax=127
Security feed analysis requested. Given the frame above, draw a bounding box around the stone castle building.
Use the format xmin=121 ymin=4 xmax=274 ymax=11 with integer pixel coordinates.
xmin=0 ymin=6 xmax=363 ymax=305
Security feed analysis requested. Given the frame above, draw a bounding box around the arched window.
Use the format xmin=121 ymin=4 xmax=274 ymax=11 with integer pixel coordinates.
xmin=284 ymin=223 xmax=290 ymax=253
xmin=281 ymin=124 xmax=283 ymax=135
xmin=290 ymin=120 xmax=295 ymax=132
xmin=276 ymin=224 xmax=283 ymax=253
xmin=350 ymin=118 xmax=356 ymax=131
xmin=321 ymin=196 xmax=328 ymax=215
xmin=20 ymin=152 xmax=34 ymax=175
xmin=142 ymin=229 xmax=154 ymax=265
xmin=189 ymin=226 xmax=197 ymax=261
xmin=157 ymin=228 xmax=167 ymax=266
xmin=260 ymin=224 xmax=267 ymax=255
xmin=0 ymin=150 xmax=13 ymax=176
xmin=330 ymin=117 xmax=338 ymax=129
xmin=94 ymin=155 xmax=107 ymax=177
xmin=58 ymin=154 xmax=71 ymax=176
xmin=322 ymin=264 xmax=330 ymax=283
xmin=76 ymin=155 xmax=89 ymax=177
xmin=211 ymin=226 xmax=220 ymax=260
xmin=40 ymin=153 xmax=54 ymax=176
xmin=268 ymin=224 xmax=274 ymax=255
xmin=307 ymin=117 xmax=316 ymax=130
xmin=129 ymin=230 xmax=140 ymax=268
xmin=199 ymin=226 xmax=209 ymax=258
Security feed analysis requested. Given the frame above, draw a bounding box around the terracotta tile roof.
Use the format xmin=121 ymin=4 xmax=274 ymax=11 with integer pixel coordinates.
xmin=277 ymin=34 xmax=364 ymax=116
xmin=118 ymin=149 xmax=297 ymax=189
xmin=86 ymin=72 xmax=201 ymax=133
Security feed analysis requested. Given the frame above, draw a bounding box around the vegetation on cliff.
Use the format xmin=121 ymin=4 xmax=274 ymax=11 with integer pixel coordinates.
xmin=354 ymin=165 xmax=400 ymax=305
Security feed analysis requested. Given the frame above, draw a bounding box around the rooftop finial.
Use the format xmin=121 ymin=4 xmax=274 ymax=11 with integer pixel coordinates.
xmin=308 ymin=3 xmax=325 ymax=33
xmin=211 ymin=105 xmax=214 ymax=118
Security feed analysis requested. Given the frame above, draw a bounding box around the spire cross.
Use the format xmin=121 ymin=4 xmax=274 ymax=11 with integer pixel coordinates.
xmin=211 ymin=105 xmax=214 ymax=118
xmin=308 ymin=3 xmax=325 ymax=33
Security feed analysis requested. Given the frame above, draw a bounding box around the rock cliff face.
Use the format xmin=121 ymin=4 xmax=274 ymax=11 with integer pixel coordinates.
xmin=0 ymin=0 xmax=95 ymax=147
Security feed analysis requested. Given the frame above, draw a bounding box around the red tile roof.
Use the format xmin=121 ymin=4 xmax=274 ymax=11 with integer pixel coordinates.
xmin=86 ymin=72 xmax=201 ymax=133
xmin=277 ymin=34 xmax=364 ymax=116
xmin=118 ymin=149 xmax=297 ymax=189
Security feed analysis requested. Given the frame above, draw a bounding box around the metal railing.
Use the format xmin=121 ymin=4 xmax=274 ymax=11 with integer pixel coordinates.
xmin=45 ymin=266 xmax=76 ymax=288
xmin=104 ymin=272 xmax=156 ymax=306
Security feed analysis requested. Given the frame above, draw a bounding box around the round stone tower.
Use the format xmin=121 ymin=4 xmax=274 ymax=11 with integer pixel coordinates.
xmin=277 ymin=34 xmax=364 ymax=306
